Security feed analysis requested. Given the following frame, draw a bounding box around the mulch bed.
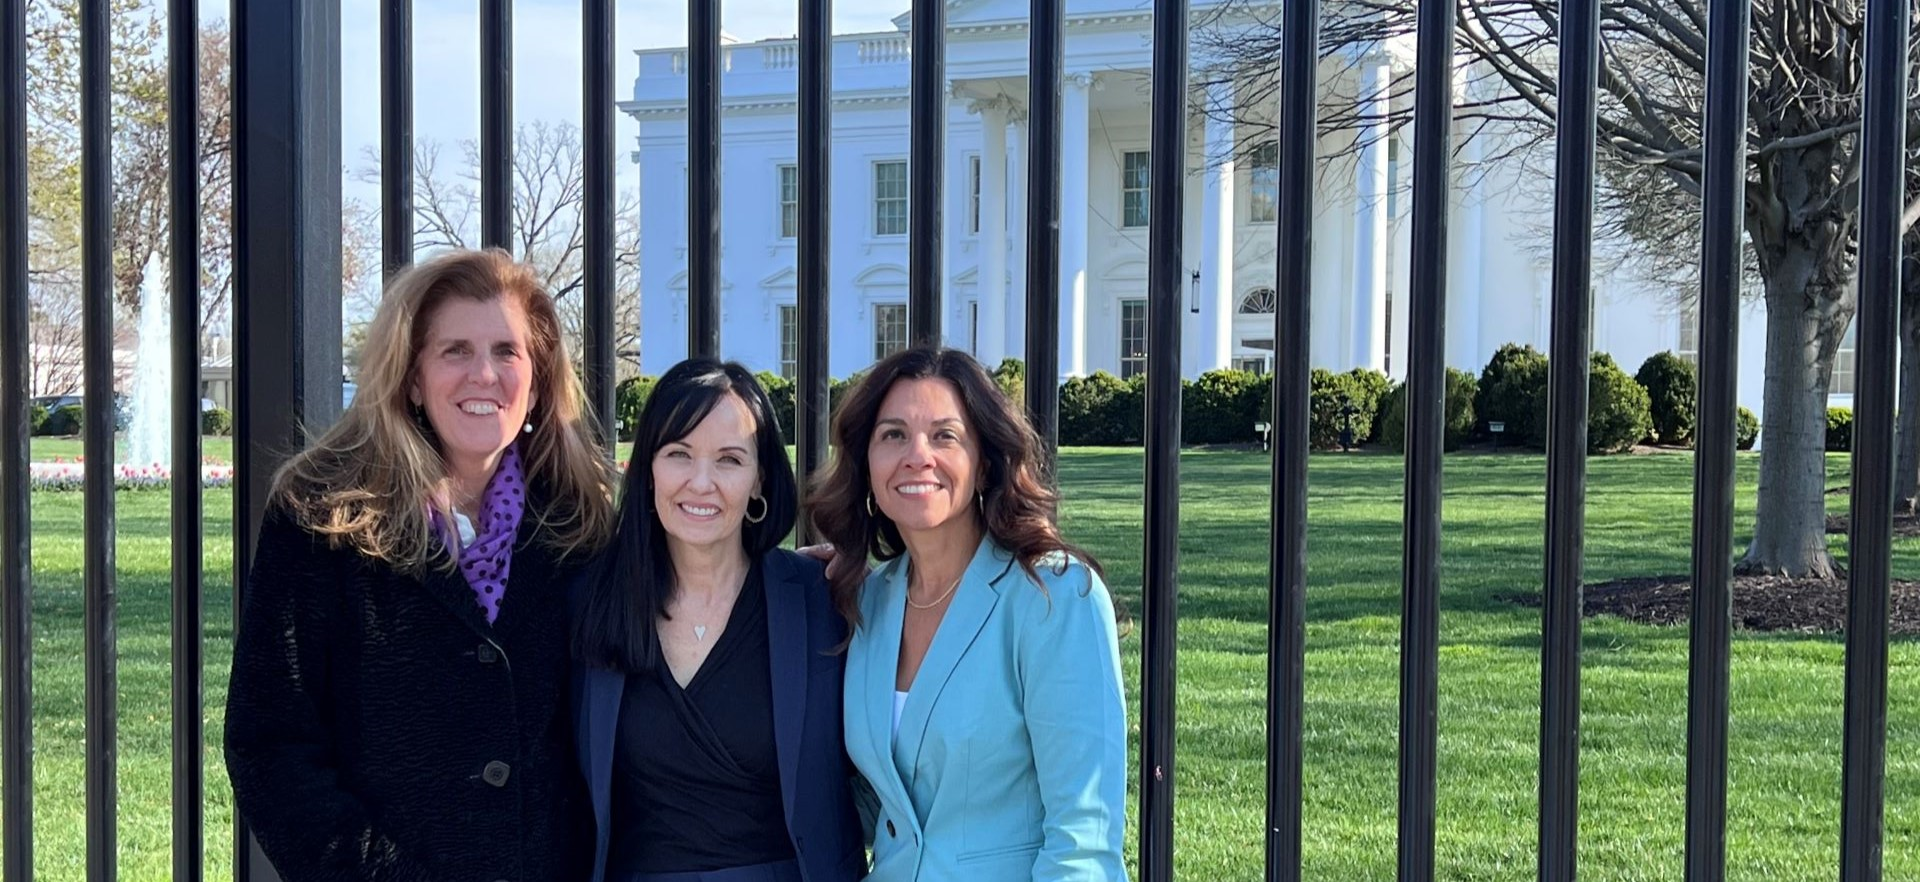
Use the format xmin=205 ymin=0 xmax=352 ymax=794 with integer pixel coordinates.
xmin=1504 ymin=574 xmax=1920 ymax=636
xmin=1825 ymin=512 xmax=1920 ymax=538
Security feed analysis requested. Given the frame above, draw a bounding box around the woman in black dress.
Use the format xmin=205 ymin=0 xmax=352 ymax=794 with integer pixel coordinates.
xmin=573 ymin=358 xmax=866 ymax=882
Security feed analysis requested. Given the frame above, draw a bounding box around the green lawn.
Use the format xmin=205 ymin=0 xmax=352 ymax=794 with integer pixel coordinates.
xmin=28 ymin=435 xmax=234 ymax=465
xmin=6 ymin=448 xmax=1915 ymax=879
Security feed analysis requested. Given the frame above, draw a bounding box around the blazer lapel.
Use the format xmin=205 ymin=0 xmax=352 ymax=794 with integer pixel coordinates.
xmin=892 ymin=538 xmax=1015 ymax=787
xmin=581 ymin=662 xmax=623 ymax=877
xmin=761 ymin=552 xmax=808 ymax=825
xmin=859 ymin=559 xmax=914 ymax=816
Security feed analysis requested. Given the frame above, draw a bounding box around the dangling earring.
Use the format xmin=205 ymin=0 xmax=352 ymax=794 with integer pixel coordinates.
xmin=866 ymin=494 xmax=878 ymax=518
xmin=745 ymin=494 xmax=768 ymax=524
xmin=522 ymin=419 xmax=533 ymax=434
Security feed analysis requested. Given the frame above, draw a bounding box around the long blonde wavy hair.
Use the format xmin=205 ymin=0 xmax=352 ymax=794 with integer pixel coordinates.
xmin=272 ymin=248 xmax=616 ymax=572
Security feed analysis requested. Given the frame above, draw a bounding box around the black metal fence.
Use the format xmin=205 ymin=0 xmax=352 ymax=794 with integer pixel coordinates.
xmin=0 ymin=0 xmax=1903 ymax=880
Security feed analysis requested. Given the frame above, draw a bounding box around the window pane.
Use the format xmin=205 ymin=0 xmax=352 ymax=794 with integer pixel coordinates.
xmin=875 ymin=303 xmax=908 ymax=360
xmin=1120 ymin=299 xmax=1147 ymax=379
xmin=1123 ymin=151 xmax=1151 ymax=228
xmin=875 ymin=161 xmax=908 ymax=235
xmin=779 ymin=305 xmax=798 ymax=379
xmin=970 ymin=155 xmax=981 ymax=235
xmin=1250 ymin=141 xmax=1278 ymax=223
xmin=779 ymin=165 xmax=799 ymax=238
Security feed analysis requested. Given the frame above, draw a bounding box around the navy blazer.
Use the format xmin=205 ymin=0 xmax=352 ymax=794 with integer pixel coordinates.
xmin=572 ymin=548 xmax=867 ymax=882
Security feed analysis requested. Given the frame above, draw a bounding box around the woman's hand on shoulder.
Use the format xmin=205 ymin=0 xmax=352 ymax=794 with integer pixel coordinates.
xmin=796 ymin=542 xmax=871 ymax=584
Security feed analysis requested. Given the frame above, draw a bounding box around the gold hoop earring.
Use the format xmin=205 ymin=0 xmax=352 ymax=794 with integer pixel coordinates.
xmin=745 ymin=494 xmax=768 ymax=524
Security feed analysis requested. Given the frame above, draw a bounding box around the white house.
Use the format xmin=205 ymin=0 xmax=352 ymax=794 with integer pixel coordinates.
xmin=624 ymin=0 xmax=1839 ymax=420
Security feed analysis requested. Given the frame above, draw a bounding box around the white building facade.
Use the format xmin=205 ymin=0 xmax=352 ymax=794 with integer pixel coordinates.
xmin=625 ymin=0 xmax=1838 ymax=419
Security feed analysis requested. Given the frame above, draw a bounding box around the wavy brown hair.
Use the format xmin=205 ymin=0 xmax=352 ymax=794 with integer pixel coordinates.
xmin=808 ymin=345 xmax=1100 ymax=628
xmin=272 ymin=248 xmax=616 ymax=572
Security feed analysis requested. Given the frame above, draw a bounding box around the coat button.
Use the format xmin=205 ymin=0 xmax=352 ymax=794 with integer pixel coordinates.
xmin=477 ymin=644 xmax=499 ymax=663
xmin=885 ymin=820 xmax=896 ymax=837
xmin=482 ymin=761 xmax=511 ymax=787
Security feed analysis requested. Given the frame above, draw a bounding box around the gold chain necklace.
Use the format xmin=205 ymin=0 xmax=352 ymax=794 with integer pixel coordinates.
xmin=906 ymin=565 xmax=965 ymax=610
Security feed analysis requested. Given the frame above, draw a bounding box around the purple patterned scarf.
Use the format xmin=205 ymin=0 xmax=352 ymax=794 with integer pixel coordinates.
xmin=439 ymin=444 xmax=528 ymax=624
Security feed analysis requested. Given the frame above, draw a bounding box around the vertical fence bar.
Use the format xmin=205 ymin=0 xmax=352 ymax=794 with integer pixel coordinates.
xmin=382 ymin=0 xmax=413 ymax=278
xmin=1023 ymin=0 xmax=1062 ymax=466
xmin=1538 ymin=0 xmax=1600 ymax=871
xmin=1398 ymin=0 xmax=1454 ymax=875
xmin=582 ymin=0 xmax=615 ymax=436
xmin=170 ymin=0 xmax=205 ymax=879
xmin=81 ymin=0 xmax=118 ymax=875
xmin=1840 ymin=0 xmax=1906 ymax=877
xmin=1141 ymin=2 xmax=1185 ymax=880
xmin=1683 ymin=0 xmax=1748 ymax=877
xmin=687 ymin=0 xmax=720 ymax=358
xmin=0 ymin=0 xmax=29 ymax=875
xmin=908 ymin=0 xmax=946 ymax=345
xmin=233 ymin=2 xmax=343 ymax=878
xmin=481 ymin=0 xmax=512 ymax=250
xmin=796 ymin=0 xmax=832 ymax=534
xmin=1268 ymin=0 xmax=1317 ymax=874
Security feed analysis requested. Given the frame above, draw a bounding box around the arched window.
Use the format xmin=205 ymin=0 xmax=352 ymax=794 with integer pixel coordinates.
xmin=1239 ymin=287 xmax=1277 ymax=315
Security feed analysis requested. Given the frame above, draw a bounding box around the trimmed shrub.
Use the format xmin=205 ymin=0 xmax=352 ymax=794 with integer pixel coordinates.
xmin=1184 ymin=369 xmax=1265 ymax=444
xmin=1477 ymin=343 xmax=1550 ymax=447
xmin=1060 ymin=372 xmax=1134 ymax=445
xmin=1344 ymin=368 xmax=1392 ymax=442
xmin=28 ymin=405 xmax=46 ymax=436
xmin=754 ymin=371 xmax=796 ymax=441
xmin=1635 ymin=351 xmax=1697 ymax=446
xmin=615 ymin=375 xmax=657 ymax=442
xmin=1584 ymin=352 xmax=1653 ymax=454
xmin=1736 ymin=406 xmax=1760 ymax=450
xmin=1306 ymin=368 xmax=1386 ymax=449
xmin=200 ymin=407 xmax=233 ymax=436
xmin=1379 ymin=368 xmax=1477 ymax=452
xmin=991 ymin=358 xmax=1026 ymax=410
xmin=43 ymin=404 xmax=83 ymax=437
xmin=1827 ymin=407 xmax=1853 ymax=451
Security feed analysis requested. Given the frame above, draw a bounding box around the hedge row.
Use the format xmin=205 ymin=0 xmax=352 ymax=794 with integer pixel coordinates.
xmin=608 ymin=346 xmax=1770 ymax=454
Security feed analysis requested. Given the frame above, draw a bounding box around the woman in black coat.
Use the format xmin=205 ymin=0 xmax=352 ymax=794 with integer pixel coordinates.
xmin=224 ymin=248 xmax=617 ymax=882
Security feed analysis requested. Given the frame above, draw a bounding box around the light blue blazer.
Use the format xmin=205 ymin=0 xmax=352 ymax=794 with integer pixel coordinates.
xmin=844 ymin=537 xmax=1129 ymax=882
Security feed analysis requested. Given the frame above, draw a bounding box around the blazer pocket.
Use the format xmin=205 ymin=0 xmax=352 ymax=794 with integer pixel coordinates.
xmin=955 ymin=840 xmax=1044 ymax=866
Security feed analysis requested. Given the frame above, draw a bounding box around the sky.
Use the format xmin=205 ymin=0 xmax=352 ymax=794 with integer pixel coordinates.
xmin=207 ymin=0 xmax=914 ymax=209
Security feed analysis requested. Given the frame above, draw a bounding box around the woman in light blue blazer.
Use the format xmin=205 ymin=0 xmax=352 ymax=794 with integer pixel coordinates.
xmin=810 ymin=346 xmax=1129 ymax=881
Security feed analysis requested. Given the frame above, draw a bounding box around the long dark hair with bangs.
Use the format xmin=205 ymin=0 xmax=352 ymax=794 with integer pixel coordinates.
xmin=573 ymin=358 xmax=799 ymax=671
xmin=808 ymin=345 xmax=1101 ymax=630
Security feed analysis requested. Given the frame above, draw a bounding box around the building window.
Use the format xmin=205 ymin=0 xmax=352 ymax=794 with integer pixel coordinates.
xmin=1233 ymin=356 xmax=1269 ymax=375
xmin=1677 ymin=308 xmax=1699 ymax=366
xmin=874 ymin=161 xmax=908 ymax=236
xmin=1122 ymin=151 xmax=1151 ymax=228
xmin=1386 ymin=137 xmax=1401 ymax=220
xmin=779 ymin=305 xmax=798 ymax=379
xmin=1834 ymin=316 xmax=1857 ymax=395
xmin=1249 ymin=141 xmax=1278 ymax=223
xmin=1239 ymin=287 xmax=1277 ymax=315
xmin=874 ymin=303 xmax=909 ymax=360
xmin=969 ymin=155 xmax=982 ymax=235
xmin=1120 ymin=299 xmax=1147 ymax=379
xmin=970 ymin=301 xmax=980 ymax=353
xmin=778 ymin=165 xmax=799 ymax=238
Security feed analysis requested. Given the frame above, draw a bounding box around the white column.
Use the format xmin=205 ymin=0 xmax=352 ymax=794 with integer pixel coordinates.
xmin=1447 ymin=70 xmax=1487 ymax=373
xmin=1059 ymin=73 xmax=1092 ymax=379
xmin=978 ymin=104 xmax=1009 ymax=365
xmin=1350 ymin=52 xmax=1390 ymax=372
xmin=1006 ymin=115 xmax=1029 ymax=360
xmin=1197 ymin=80 xmax=1236 ymax=377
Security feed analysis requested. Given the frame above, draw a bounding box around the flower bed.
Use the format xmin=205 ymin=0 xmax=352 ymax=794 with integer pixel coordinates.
xmin=29 ymin=460 xmax=235 ymax=491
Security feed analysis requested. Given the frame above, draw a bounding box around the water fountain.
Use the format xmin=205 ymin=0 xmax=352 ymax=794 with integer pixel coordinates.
xmin=125 ymin=252 xmax=171 ymax=469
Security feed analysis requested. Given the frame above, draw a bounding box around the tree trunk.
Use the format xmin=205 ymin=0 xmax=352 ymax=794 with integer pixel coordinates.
xmin=1740 ymin=261 xmax=1849 ymax=579
xmin=1895 ymin=261 xmax=1920 ymax=514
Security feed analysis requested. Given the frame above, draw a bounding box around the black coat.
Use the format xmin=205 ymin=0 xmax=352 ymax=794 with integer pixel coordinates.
xmin=225 ymin=501 xmax=591 ymax=882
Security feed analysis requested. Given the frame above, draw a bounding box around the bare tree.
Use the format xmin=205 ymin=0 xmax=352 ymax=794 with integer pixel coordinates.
xmin=1201 ymin=0 xmax=1920 ymax=578
xmin=353 ymin=121 xmax=642 ymax=375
